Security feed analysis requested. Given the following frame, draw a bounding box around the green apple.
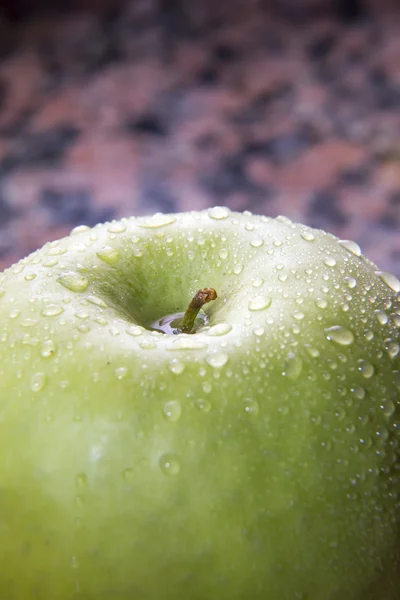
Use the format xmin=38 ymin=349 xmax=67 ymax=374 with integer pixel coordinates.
xmin=0 ymin=207 xmax=399 ymax=600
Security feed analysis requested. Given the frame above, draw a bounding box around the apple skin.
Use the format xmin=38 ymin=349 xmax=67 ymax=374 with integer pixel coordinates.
xmin=0 ymin=207 xmax=399 ymax=600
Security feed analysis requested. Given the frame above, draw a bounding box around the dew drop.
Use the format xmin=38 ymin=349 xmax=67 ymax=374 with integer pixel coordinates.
xmin=292 ymin=310 xmax=305 ymax=321
xmin=168 ymin=359 xmax=185 ymax=375
xmin=250 ymin=238 xmax=264 ymax=248
xmin=385 ymin=340 xmax=399 ymax=359
xmin=375 ymin=310 xmax=388 ymax=325
xmin=139 ymin=340 xmax=157 ymax=350
xmin=243 ymin=398 xmax=259 ymax=416
xmin=159 ymin=453 xmax=181 ymax=476
xmin=208 ymin=206 xmax=230 ymax=220
xmin=96 ymin=246 xmax=120 ymax=264
xmin=358 ymin=360 xmax=375 ymax=379
xmin=376 ymin=271 xmax=400 ymax=293
xmin=9 ymin=309 xmax=20 ymax=319
xmin=324 ymin=256 xmax=337 ymax=267
xmin=21 ymin=318 xmax=38 ymax=327
xmin=324 ymin=326 xmax=355 ymax=346
xmin=315 ymin=298 xmax=328 ymax=309
xmin=115 ymin=367 xmax=128 ymax=380
xmin=305 ymin=345 xmax=320 ymax=358
xmin=162 ymin=400 xmax=182 ymax=422
xmin=138 ymin=214 xmax=177 ymax=228
xmin=30 ymin=371 xmax=46 ymax=392
xmin=42 ymin=258 xmax=58 ymax=268
xmin=338 ymin=239 xmax=361 ymax=257
xmin=233 ymin=263 xmax=244 ymax=275
xmin=71 ymin=225 xmax=90 ymax=236
xmin=87 ymin=295 xmax=108 ymax=308
xmin=301 ymin=231 xmax=315 ymax=242
xmin=202 ymin=381 xmax=212 ymax=394
xmin=381 ymin=399 xmax=396 ymax=418
xmin=206 ymin=323 xmax=232 ymax=336
xmin=206 ymin=352 xmax=229 ymax=368
xmin=253 ymin=327 xmax=265 ymax=337
xmin=352 ymin=386 xmax=366 ymax=400
xmin=252 ymin=277 xmax=264 ymax=288
xmin=219 ymin=249 xmax=229 ymax=260
xmin=345 ymin=276 xmax=357 ymax=289
xmin=24 ymin=272 xmax=37 ymax=281
xmin=41 ymin=304 xmax=64 ymax=317
xmin=249 ymin=295 xmax=271 ymax=311
xmin=283 ymin=353 xmax=303 ymax=380
xmin=107 ymin=222 xmax=127 ymax=234
xmin=57 ymin=272 xmax=89 ymax=293
xmin=126 ymin=325 xmax=144 ymax=337
xmin=40 ymin=339 xmax=57 ymax=358
xmin=195 ymin=398 xmax=211 ymax=412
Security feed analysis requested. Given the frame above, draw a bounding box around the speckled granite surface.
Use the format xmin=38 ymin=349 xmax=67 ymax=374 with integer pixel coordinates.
xmin=0 ymin=0 xmax=399 ymax=275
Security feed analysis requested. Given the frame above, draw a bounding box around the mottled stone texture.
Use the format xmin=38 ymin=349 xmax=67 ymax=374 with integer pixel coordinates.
xmin=0 ymin=0 xmax=399 ymax=275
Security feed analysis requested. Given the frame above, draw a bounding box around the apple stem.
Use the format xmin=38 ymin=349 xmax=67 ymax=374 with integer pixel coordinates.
xmin=179 ymin=288 xmax=218 ymax=334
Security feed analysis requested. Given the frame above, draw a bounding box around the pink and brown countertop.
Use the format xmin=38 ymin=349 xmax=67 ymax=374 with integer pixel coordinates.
xmin=0 ymin=0 xmax=399 ymax=275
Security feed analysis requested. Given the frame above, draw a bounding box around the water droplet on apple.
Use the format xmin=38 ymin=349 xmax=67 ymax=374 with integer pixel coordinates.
xmin=42 ymin=258 xmax=59 ymax=268
xmin=375 ymin=310 xmax=388 ymax=325
xmin=163 ymin=400 xmax=182 ymax=422
xmin=159 ymin=453 xmax=181 ymax=476
xmin=195 ymin=398 xmax=211 ymax=412
xmin=75 ymin=473 xmax=87 ymax=488
xmin=305 ymin=345 xmax=320 ymax=358
xmin=324 ymin=326 xmax=355 ymax=346
xmin=315 ymin=298 xmax=328 ymax=309
xmin=40 ymin=339 xmax=57 ymax=358
xmin=338 ymin=239 xmax=361 ymax=256
xmin=219 ymin=249 xmax=228 ymax=260
xmin=9 ymin=309 xmax=20 ymax=319
xmin=168 ymin=359 xmax=185 ymax=375
xmin=96 ymin=246 xmax=120 ymax=264
xmin=30 ymin=371 xmax=46 ymax=392
xmin=140 ymin=340 xmax=157 ymax=350
xmin=351 ymin=386 xmax=366 ymax=399
xmin=77 ymin=323 xmax=90 ymax=333
xmin=126 ymin=325 xmax=143 ymax=336
xmin=358 ymin=360 xmax=375 ymax=378
xmin=250 ymin=238 xmax=264 ymax=248
xmin=391 ymin=314 xmax=400 ymax=327
xmin=344 ymin=276 xmax=357 ymax=288
xmin=376 ymin=271 xmax=400 ymax=293
xmin=248 ymin=295 xmax=271 ymax=311
xmin=243 ymin=398 xmax=259 ymax=416
xmin=87 ymin=295 xmax=109 ymax=308
xmin=24 ymin=272 xmax=37 ymax=281
xmin=385 ymin=340 xmax=399 ymax=358
xmin=41 ymin=304 xmax=64 ymax=317
xmin=300 ymin=231 xmax=315 ymax=242
xmin=208 ymin=206 xmax=230 ymax=220
xmin=75 ymin=310 xmax=89 ymax=320
xmin=253 ymin=327 xmax=265 ymax=337
xmin=252 ymin=277 xmax=264 ymax=288
xmin=202 ymin=381 xmax=212 ymax=394
xmin=292 ymin=310 xmax=305 ymax=320
xmin=71 ymin=225 xmax=90 ymax=236
xmin=107 ymin=222 xmax=127 ymax=234
xmin=206 ymin=323 xmax=232 ymax=336
xmin=381 ymin=399 xmax=396 ymax=418
xmin=283 ymin=353 xmax=303 ymax=380
xmin=206 ymin=352 xmax=229 ymax=368
xmin=21 ymin=318 xmax=38 ymax=327
xmin=57 ymin=272 xmax=89 ymax=293
xmin=324 ymin=256 xmax=337 ymax=267
xmin=233 ymin=263 xmax=244 ymax=275
xmin=115 ymin=367 xmax=128 ymax=380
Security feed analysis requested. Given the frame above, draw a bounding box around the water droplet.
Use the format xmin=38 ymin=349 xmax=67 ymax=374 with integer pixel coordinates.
xmin=385 ymin=340 xmax=399 ymax=359
xmin=391 ymin=314 xmax=400 ymax=327
xmin=208 ymin=206 xmax=230 ymax=220
xmin=206 ymin=352 xmax=229 ymax=369
xmin=344 ymin=276 xmax=357 ymax=289
xmin=250 ymin=238 xmax=264 ymax=248
xmin=219 ymin=249 xmax=229 ymax=260
xmin=138 ymin=214 xmax=177 ymax=228
xmin=292 ymin=310 xmax=305 ymax=320
xmin=358 ymin=360 xmax=375 ymax=379
xmin=75 ymin=310 xmax=89 ymax=320
xmin=9 ymin=309 xmax=20 ymax=319
xmin=77 ymin=323 xmax=90 ymax=334
xmin=233 ymin=263 xmax=244 ymax=275
xmin=41 ymin=304 xmax=64 ymax=317
xmin=324 ymin=256 xmax=337 ymax=267
xmin=169 ymin=338 xmax=207 ymax=350
xmin=163 ymin=400 xmax=182 ymax=422
xmin=168 ymin=359 xmax=185 ymax=375
xmin=107 ymin=222 xmax=127 ymax=234
xmin=30 ymin=372 xmax=46 ymax=392
xmin=351 ymin=386 xmax=366 ymax=400
xmin=195 ymin=398 xmax=211 ymax=412
xmin=253 ymin=327 xmax=265 ymax=337
xmin=243 ymin=398 xmax=259 ymax=416
xmin=96 ymin=246 xmax=120 ymax=264
xmin=57 ymin=272 xmax=89 ymax=293
xmin=315 ymin=298 xmax=328 ymax=309
xmin=206 ymin=323 xmax=232 ymax=336
xmin=42 ymin=258 xmax=59 ymax=268
xmin=305 ymin=345 xmax=320 ymax=358
xmin=249 ymin=295 xmax=271 ymax=311
xmin=159 ymin=453 xmax=181 ymax=476
xmin=24 ymin=272 xmax=37 ymax=281
xmin=300 ymin=231 xmax=315 ymax=242
xmin=338 ymin=239 xmax=361 ymax=257
xmin=381 ymin=399 xmax=396 ymax=418
xmin=86 ymin=295 xmax=108 ymax=308
xmin=252 ymin=277 xmax=264 ymax=288
xmin=40 ymin=340 xmax=57 ymax=358
xmin=76 ymin=473 xmax=87 ymax=488
xmin=139 ymin=340 xmax=157 ymax=350
xmin=71 ymin=225 xmax=90 ymax=236
xmin=126 ymin=325 xmax=144 ymax=337
xmin=283 ymin=353 xmax=303 ymax=380
xmin=202 ymin=381 xmax=212 ymax=394
xmin=324 ymin=326 xmax=355 ymax=346
xmin=376 ymin=271 xmax=400 ymax=293
xmin=115 ymin=367 xmax=128 ymax=380
xmin=375 ymin=310 xmax=388 ymax=325
xmin=21 ymin=318 xmax=38 ymax=327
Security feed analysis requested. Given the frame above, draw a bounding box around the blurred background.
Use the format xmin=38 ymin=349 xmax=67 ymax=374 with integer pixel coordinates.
xmin=0 ymin=0 xmax=399 ymax=274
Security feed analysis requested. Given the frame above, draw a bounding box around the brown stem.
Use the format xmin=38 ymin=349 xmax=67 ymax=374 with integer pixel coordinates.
xmin=179 ymin=288 xmax=217 ymax=334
